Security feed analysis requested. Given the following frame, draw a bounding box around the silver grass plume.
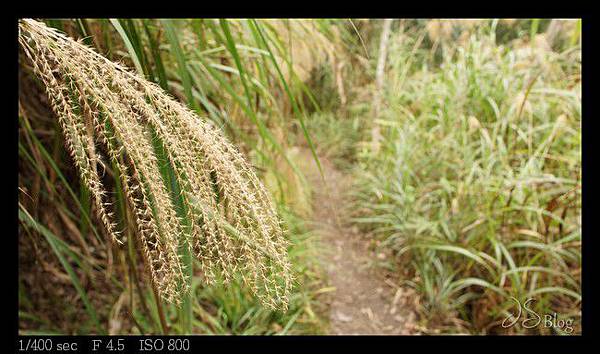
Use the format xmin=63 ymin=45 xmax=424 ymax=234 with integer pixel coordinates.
xmin=18 ymin=19 xmax=292 ymax=310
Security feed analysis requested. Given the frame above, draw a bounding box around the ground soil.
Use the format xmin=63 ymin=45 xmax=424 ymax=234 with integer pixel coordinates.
xmin=297 ymin=148 xmax=420 ymax=335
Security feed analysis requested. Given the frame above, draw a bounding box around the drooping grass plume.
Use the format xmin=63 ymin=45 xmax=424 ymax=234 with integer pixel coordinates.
xmin=19 ymin=19 xmax=292 ymax=309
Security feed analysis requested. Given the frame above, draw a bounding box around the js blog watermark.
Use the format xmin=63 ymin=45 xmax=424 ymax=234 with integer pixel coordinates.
xmin=501 ymin=297 xmax=574 ymax=333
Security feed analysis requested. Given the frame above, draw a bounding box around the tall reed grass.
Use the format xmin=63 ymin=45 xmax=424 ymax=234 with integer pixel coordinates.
xmin=353 ymin=20 xmax=581 ymax=334
xmin=18 ymin=18 xmax=337 ymax=334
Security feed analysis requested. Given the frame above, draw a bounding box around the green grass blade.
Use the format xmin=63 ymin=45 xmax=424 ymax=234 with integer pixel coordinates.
xmin=109 ymin=19 xmax=145 ymax=76
xmin=161 ymin=19 xmax=200 ymax=113
xmin=249 ymin=19 xmax=323 ymax=178
xmin=143 ymin=20 xmax=169 ymax=90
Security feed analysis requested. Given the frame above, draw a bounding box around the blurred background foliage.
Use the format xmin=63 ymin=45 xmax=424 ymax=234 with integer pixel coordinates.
xmin=351 ymin=19 xmax=581 ymax=334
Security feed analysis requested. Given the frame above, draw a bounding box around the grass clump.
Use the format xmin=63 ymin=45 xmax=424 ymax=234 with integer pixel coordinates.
xmin=354 ymin=21 xmax=581 ymax=334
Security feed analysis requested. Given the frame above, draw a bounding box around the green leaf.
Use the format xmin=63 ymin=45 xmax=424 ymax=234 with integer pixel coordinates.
xmin=109 ymin=19 xmax=144 ymax=76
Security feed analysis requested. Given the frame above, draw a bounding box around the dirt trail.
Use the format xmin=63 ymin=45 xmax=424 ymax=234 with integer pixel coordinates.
xmin=296 ymin=148 xmax=419 ymax=335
